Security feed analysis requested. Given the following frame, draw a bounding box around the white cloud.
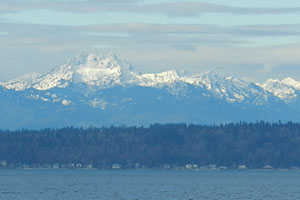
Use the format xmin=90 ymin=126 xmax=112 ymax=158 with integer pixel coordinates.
xmin=259 ymin=63 xmax=280 ymax=74
xmin=0 ymin=22 xmax=300 ymax=82
xmin=1 ymin=1 xmax=300 ymax=16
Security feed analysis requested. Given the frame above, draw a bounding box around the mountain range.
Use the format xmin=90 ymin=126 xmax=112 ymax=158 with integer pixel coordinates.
xmin=1 ymin=53 xmax=300 ymax=129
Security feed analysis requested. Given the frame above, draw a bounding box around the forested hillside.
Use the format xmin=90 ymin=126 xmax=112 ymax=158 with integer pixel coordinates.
xmin=1 ymin=122 xmax=300 ymax=169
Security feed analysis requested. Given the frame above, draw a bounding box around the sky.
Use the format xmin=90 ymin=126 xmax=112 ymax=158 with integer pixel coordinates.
xmin=1 ymin=0 xmax=300 ymax=82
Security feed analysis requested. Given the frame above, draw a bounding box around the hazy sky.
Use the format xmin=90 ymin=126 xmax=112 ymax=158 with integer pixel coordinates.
xmin=1 ymin=0 xmax=300 ymax=82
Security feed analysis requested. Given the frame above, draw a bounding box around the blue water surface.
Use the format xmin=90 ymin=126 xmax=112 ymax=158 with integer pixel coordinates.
xmin=0 ymin=169 xmax=299 ymax=200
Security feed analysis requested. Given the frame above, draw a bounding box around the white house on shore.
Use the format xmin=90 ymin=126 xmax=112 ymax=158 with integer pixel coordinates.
xmin=112 ymin=164 xmax=121 ymax=169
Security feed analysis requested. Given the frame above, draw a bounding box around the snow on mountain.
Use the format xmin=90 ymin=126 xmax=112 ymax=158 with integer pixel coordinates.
xmin=3 ymin=53 xmax=300 ymax=129
xmin=182 ymin=71 xmax=270 ymax=104
xmin=0 ymin=52 xmax=299 ymax=105
xmin=33 ymin=63 xmax=73 ymax=90
xmin=73 ymin=53 xmax=137 ymax=88
xmin=259 ymin=78 xmax=300 ymax=102
xmin=0 ymin=53 xmax=138 ymax=91
xmin=0 ymin=72 xmax=41 ymax=91
xmin=281 ymin=77 xmax=300 ymax=90
xmin=133 ymin=70 xmax=180 ymax=87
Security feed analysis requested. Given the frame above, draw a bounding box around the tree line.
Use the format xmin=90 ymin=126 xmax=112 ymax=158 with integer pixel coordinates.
xmin=1 ymin=121 xmax=300 ymax=169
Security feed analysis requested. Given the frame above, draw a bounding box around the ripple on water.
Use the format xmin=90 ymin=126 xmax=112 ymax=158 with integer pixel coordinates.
xmin=0 ymin=170 xmax=300 ymax=200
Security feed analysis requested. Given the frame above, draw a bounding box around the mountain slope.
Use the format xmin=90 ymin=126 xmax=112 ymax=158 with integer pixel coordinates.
xmin=0 ymin=53 xmax=300 ymax=129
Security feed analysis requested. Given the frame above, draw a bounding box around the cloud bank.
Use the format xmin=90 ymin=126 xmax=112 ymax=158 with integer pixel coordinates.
xmin=1 ymin=1 xmax=300 ymax=16
xmin=1 ymin=1 xmax=300 ymax=82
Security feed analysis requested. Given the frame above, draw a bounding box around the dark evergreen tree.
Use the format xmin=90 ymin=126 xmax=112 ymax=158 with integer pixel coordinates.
xmin=1 ymin=122 xmax=300 ymax=168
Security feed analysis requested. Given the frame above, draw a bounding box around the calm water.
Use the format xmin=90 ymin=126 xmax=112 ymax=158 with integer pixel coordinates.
xmin=0 ymin=169 xmax=300 ymax=200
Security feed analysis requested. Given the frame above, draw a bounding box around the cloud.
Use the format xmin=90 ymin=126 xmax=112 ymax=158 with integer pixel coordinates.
xmin=1 ymin=23 xmax=300 ymax=53
xmin=1 ymin=22 xmax=300 ymax=82
xmin=1 ymin=22 xmax=300 ymax=56
xmin=259 ymin=63 xmax=280 ymax=74
xmin=171 ymin=43 xmax=197 ymax=52
xmin=1 ymin=1 xmax=300 ymax=16
xmin=136 ymin=2 xmax=300 ymax=17
xmin=85 ymin=23 xmax=300 ymax=38
xmin=229 ymin=24 xmax=300 ymax=37
xmin=2 ymin=22 xmax=300 ymax=42
xmin=0 ymin=0 xmax=138 ymax=13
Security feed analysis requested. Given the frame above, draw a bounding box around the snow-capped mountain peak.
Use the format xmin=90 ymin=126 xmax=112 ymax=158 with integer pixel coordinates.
xmin=3 ymin=53 xmax=300 ymax=129
xmin=0 ymin=72 xmax=41 ymax=91
xmin=281 ymin=77 xmax=300 ymax=90
xmin=1 ymin=53 xmax=138 ymax=91
xmin=1 ymin=53 xmax=300 ymax=105
xmin=259 ymin=78 xmax=298 ymax=101
xmin=70 ymin=52 xmax=139 ymax=88
xmin=182 ymin=71 xmax=270 ymax=104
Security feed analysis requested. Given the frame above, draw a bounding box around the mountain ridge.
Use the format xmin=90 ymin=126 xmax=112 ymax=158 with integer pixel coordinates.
xmin=1 ymin=53 xmax=300 ymax=129
xmin=2 ymin=52 xmax=299 ymax=103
